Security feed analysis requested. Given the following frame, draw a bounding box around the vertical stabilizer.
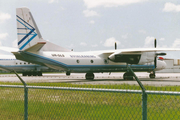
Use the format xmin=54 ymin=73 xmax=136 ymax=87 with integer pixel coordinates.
xmin=16 ymin=7 xmax=42 ymax=51
xmin=16 ymin=7 xmax=71 ymax=52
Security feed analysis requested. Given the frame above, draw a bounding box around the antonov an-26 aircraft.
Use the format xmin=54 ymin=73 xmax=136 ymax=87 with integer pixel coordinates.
xmin=12 ymin=7 xmax=177 ymax=80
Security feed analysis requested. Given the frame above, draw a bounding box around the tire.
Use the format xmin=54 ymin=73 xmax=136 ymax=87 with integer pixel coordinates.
xmin=149 ymin=74 xmax=155 ymax=78
xmin=85 ymin=73 xmax=94 ymax=80
xmin=123 ymin=72 xmax=134 ymax=80
xmin=66 ymin=71 xmax=71 ymax=76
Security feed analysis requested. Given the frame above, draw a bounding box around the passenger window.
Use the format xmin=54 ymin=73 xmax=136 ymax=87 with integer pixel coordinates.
xmin=90 ymin=60 xmax=94 ymax=63
xmin=76 ymin=60 xmax=80 ymax=63
xmin=104 ymin=59 xmax=109 ymax=64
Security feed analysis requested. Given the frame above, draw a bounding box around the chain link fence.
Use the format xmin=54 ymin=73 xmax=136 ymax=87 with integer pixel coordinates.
xmin=0 ymin=85 xmax=180 ymax=120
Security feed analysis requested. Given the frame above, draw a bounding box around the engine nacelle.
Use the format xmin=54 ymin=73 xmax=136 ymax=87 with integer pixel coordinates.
xmin=108 ymin=54 xmax=141 ymax=64
xmin=138 ymin=52 xmax=155 ymax=65
xmin=108 ymin=52 xmax=155 ymax=65
xmin=156 ymin=60 xmax=166 ymax=70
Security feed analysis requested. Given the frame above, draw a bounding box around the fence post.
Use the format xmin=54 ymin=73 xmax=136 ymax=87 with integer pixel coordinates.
xmin=128 ymin=67 xmax=147 ymax=120
xmin=13 ymin=70 xmax=28 ymax=120
xmin=142 ymin=91 xmax=147 ymax=120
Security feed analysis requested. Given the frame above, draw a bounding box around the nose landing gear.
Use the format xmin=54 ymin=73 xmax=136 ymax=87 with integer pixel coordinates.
xmin=149 ymin=71 xmax=156 ymax=78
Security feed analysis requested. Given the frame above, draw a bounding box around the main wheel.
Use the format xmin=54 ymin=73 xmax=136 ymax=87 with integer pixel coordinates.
xmin=85 ymin=73 xmax=94 ymax=80
xmin=22 ymin=72 xmax=27 ymax=76
xmin=123 ymin=72 xmax=134 ymax=80
xmin=33 ymin=72 xmax=37 ymax=76
xmin=37 ymin=72 xmax=42 ymax=76
xmin=27 ymin=72 xmax=32 ymax=76
xmin=66 ymin=71 xmax=71 ymax=76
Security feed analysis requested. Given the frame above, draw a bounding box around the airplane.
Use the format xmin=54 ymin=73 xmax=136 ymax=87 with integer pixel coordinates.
xmin=0 ymin=54 xmax=56 ymax=76
xmin=12 ymin=7 xmax=178 ymax=80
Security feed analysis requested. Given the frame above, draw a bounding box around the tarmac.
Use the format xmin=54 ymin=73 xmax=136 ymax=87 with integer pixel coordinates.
xmin=0 ymin=72 xmax=180 ymax=86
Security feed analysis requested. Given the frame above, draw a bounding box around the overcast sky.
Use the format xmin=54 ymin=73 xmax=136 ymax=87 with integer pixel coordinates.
xmin=0 ymin=0 xmax=180 ymax=58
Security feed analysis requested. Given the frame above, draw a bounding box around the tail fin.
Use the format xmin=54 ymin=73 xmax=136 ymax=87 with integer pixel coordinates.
xmin=16 ymin=7 xmax=42 ymax=51
xmin=16 ymin=7 xmax=70 ymax=52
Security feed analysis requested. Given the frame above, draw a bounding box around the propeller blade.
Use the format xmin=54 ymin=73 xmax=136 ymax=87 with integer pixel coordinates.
xmin=154 ymin=56 xmax=157 ymax=68
xmin=115 ymin=42 xmax=117 ymax=50
xmin=154 ymin=38 xmax=157 ymax=68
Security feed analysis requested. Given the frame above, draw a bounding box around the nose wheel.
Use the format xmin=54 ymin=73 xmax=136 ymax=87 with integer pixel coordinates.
xmin=149 ymin=71 xmax=156 ymax=78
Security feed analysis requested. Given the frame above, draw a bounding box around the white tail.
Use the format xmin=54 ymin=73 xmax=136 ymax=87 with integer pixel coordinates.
xmin=16 ymin=7 xmax=42 ymax=50
xmin=16 ymin=7 xmax=70 ymax=52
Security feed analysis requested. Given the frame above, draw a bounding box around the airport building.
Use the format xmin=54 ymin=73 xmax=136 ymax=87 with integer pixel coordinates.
xmin=158 ymin=58 xmax=180 ymax=73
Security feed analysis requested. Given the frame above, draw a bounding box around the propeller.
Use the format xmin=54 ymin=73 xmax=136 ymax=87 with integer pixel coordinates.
xmin=154 ymin=38 xmax=166 ymax=68
xmin=115 ymin=42 xmax=117 ymax=50
xmin=154 ymin=39 xmax=157 ymax=68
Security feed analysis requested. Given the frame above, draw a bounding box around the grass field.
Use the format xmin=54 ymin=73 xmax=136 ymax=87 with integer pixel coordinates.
xmin=0 ymin=82 xmax=180 ymax=119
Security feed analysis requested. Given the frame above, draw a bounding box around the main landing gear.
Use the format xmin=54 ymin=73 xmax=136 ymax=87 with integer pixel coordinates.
xmin=66 ymin=71 xmax=71 ymax=76
xmin=123 ymin=72 xmax=134 ymax=80
xmin=65 ymin=72 xmax=94 ymax=80
xmin=123 ymin=64 xmax=134 ymax=80
xmin=22 ymin=71 xmax=42 ymax=76
xmin=85 ymin=73 xmax=94 ymax=80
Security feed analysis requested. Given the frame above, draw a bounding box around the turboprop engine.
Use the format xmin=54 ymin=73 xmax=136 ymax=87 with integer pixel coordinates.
xmin=108 ymin=52 xmax=155 ymax=64
xmin=108 ymin=39 xmax=166 ymax=65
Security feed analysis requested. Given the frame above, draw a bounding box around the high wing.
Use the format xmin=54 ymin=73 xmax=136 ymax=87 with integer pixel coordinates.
xmin=104 ymin=48 xmax=180 ymax=64
xmin=117 ymin=48 xmax=179 ymax=53
xmin=99 ymin=48 xmax=179 ymax=54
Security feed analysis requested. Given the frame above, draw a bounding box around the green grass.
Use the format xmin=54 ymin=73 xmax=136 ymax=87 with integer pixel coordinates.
xmin=1 ymin=83 xmax=180 ymax=119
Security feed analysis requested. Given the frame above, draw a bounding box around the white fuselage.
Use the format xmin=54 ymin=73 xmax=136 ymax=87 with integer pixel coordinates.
xmin=21 ymin=51 xmax=166 ymax=73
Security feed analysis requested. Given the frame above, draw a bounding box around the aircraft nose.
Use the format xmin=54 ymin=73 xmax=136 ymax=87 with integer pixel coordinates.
xmin=156 ymin=60 xmax=166 ymax=70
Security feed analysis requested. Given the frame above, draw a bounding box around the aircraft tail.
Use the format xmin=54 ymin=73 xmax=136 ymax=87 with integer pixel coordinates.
xmin=16 ymin=7 xmax=70 ymax=52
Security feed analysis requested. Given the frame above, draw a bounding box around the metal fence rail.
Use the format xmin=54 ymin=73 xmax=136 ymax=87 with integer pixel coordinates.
xmin=1 ymin=84 xmax=180 ymax=95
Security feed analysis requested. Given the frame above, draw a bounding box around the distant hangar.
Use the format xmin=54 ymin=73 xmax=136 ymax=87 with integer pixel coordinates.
xmin=158 ymin=58 xmax=180 ymax=73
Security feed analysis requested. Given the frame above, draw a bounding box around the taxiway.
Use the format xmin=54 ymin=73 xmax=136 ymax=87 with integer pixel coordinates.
xmin=0 ymin=72 xmax=180 ymax=86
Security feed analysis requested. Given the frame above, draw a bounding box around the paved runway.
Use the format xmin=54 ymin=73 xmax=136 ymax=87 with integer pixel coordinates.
xmin=0 ymin=72 xmax=180 ymax=86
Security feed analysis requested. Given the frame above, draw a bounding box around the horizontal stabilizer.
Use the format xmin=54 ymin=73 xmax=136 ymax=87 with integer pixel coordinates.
xmin=12 ymin=52 xmax=27 ymax=62
xmin=24 ymin=42 xmax=46 ymax=52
